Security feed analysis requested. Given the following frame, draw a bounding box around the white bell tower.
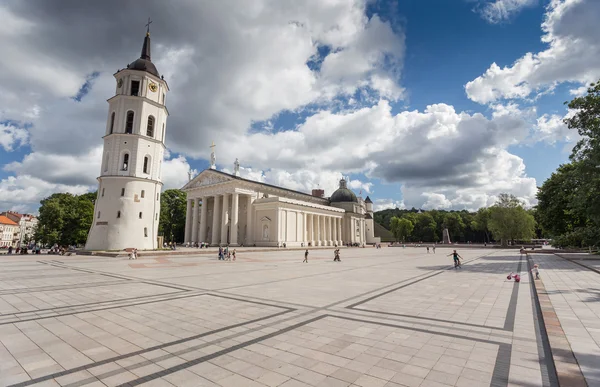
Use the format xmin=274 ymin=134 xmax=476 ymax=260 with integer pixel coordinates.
xmin=86 ymin=23 xmax=169 ymax=251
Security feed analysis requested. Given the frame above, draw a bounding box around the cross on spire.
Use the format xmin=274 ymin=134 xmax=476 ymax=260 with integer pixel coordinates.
xmin=210 ymin=141 xmax=216 ymax=150
xmin=145 ymin=17 xmax=152 ymax=35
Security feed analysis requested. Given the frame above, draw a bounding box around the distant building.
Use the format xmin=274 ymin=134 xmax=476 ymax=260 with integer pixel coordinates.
xmin=0 ymin=211 xmax=38 ymax=247
xmin=0 ymin=215 xmax=19 ymax=248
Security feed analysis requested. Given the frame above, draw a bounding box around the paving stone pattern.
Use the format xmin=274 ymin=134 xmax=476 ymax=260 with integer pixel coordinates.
xmin=0 ymin=248 xmax=587 ymax=386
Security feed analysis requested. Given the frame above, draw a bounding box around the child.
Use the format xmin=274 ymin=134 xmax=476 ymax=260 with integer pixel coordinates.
xmin=448 ymin=250 xmax=462 ymax=268
xmin=531 ymin=264 xmax=540 ymax=280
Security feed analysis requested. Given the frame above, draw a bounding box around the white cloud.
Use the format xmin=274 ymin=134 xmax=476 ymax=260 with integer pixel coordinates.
xmin=373 ymin=198 xmax=406 ymax=212
xmin=0 ymin=175 xmax=90 ymax=214
xmin=475 ymin=0 xmax=538 ymax=24
xmin=466 ymin=0 xmax=600 ymax=104
xmin=0 ymin=123 xmax=28 ymax=151
xmin=161 ymin=155 xmax=192 ymax=190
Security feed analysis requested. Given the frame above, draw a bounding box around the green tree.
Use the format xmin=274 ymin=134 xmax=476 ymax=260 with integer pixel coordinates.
xmin=159 ymin=189 xmax=187 ymax=243
xmin=443 ymin=212 xmax=465 ymax=242
xmin=35 ymin=192 xmax=95 ymax=246
xmin=413 ymin=212 xmax=438 ymax=242
xmin=488 ymin=194 xmax=535 ymax=246
xmin=390 ymin=216 xmax=414 ymax=242
xmin=473 ymin=207 xmax=492 ymax=243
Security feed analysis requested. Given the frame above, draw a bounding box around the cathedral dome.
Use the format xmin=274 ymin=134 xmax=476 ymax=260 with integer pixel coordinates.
xmin=127 ymin=32 xmax=160 ymax=77
xmin=330 ymin=179 xmax=358 ymax=203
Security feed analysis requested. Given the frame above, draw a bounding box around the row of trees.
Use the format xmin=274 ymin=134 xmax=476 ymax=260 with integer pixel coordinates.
xmin=34 ymin=189 xmax=188 ymax=247
xmin=378 ymin=194 xmax=537 ymax=246
xmin=536 ymin=81 xmax=600 ymax=248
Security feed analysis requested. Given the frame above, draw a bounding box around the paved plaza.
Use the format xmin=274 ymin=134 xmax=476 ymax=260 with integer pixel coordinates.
xmin=0 ymin=247 xmax=598 ymax=387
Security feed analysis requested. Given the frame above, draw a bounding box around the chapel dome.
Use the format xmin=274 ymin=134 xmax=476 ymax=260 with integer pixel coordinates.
xmin=330 ymin=179 xmax=358 ymax=203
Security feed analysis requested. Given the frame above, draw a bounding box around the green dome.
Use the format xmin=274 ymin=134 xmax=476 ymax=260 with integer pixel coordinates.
xmin=330 ymin=179 xmax=358 ymax=203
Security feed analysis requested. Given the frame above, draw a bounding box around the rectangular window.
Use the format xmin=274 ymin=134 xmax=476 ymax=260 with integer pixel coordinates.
xmin=131 ymin=80 xmax=140 ymax=96
xmin=121 ymin=188 xmax=125 ymax=197
xmin=97 ymin=211 xmax=101 ymax=219
xmin=141 ymin=190 xmax=145 ymax=198
xmin=156 ymin=213 xmax=158 ymax=220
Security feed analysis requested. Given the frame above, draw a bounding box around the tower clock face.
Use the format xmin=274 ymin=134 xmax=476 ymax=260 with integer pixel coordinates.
xmin=149 ymin=82 xmax=158 ymax=92
xmin=117 ymin=79 xmax=123 ymax=88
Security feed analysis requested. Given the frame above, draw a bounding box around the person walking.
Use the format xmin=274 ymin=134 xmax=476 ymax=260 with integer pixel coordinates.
xmin=303 ymin=249 xmax=309 ymax=263
xmin=426 ymin=246 xmax=430 ymax=253
xmin=432 ymin=245 xmax=436 ymax=253
xmin=218 ymin=246 xmax=223 ymax=260
xmin=448 ymin=250 xmax=462 ymax=268
xmin=232 ymin=249 xmax=236 ymax=261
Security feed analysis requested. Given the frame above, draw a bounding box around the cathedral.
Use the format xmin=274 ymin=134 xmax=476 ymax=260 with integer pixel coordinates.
xmin=182 ymin=156 xmax=380 ymax=247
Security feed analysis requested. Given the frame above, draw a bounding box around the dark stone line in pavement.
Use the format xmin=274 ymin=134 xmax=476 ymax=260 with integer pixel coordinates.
xmin=8 ymin=308 xmax=295 ymax=387
xmin=527 ymin=255 xmax=559 ymax=387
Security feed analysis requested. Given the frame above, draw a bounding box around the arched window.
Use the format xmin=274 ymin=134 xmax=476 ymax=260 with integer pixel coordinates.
xmin=143 ymin=156 xmax=150 ymax=174
xmin=144 ymin=227 xmax=148 ymax=237
xmin=162 ymin=124 xmax=165 ymax=142
xmin=117 ymin=211 xmax=121 ymax=218
xmin=141 ymin=190 xmax=145 ymax=198
xmin=122 ymin=153 xmax=129 ymax=171
xmin=125 ymin=111 xmax=134 ymax=134
xmin=109 ymin=112 xmax=115 ymax=134
xmin=139 ymin=212 xmax=143 ymax=219
xmin=101 ymin=188 xmax=105 ymax=197
xmin=97 ymin=211 xmax=101 ymax=219
xmin=146 ymin=116 xmax=155 ymax=137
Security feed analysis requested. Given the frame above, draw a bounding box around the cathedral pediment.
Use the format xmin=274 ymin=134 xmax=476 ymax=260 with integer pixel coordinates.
xmin=182 ymin=170 xmax=232 ymax=190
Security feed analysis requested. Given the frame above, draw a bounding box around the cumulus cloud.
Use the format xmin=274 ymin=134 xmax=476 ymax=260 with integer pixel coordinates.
xmin=0 ymin=175 xmax=90 ymax=213
xmin=475 ymin=0 xmax=538 ymax=24
xmin=373 ymin=198 xmax=406 ymax=211
xmin=0 ymin=122 xmax=28 ymax=151
xmin=466 ymin=0 xmax=600 ymax=104
xmin=0 ymin=0 xmax=560 ymax=214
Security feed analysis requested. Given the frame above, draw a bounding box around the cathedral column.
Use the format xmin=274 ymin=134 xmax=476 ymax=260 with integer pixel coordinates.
xmin=316 ymin=214 xmax=321 ymax=246
xmin=333 ymin=217 xmax=337 ymax=246
xmin=246 ymin=195 xmax=253 ymax=245
xmin=221 ymin=193 xmax=229 ymax=245
xmin=302 ymin=212 xmax=307 ymax=243
xmin=184 ymin=199 xmax=192 ymax=243
xmin=199 ymin=196 xmax=208 ymax=242
xmin=328 ymin=217 xmax=333 ymax=246
xmin=230 ymin=193 xmax=239 ymax=246
xmin=191 ymin=198 xmax=199 ymax=243
xmin=325 ymin=217 xmax=330 ymax=246
xmin=211 ymin=195 xmax=221 ymax=246
xmin=307 ymin=214 xmax=313 ymax=246
xmin=338 ymin=218 xmax=343 ymax=246
xmin=321 ymin=215 xmax=326 ymax=246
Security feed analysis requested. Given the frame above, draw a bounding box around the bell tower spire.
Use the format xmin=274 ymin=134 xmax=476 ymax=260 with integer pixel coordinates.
xmin=141 ymin=17 xmax=152 ymax=60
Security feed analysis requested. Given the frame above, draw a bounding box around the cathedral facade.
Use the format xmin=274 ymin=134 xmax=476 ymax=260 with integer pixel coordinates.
xmin=182 ymin=167 xmax=380 ymax=247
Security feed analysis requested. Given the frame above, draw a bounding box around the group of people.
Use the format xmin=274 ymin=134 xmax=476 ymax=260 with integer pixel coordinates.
xmin=218 ymin=246 xmax=236 ymax=261
xmin=302 ymin=248 xmax=342 ymax=262
xmin=128 ymin=248 xmax=139 ymax=260
xmin=426 ymin=245 xmax=436 ymax=253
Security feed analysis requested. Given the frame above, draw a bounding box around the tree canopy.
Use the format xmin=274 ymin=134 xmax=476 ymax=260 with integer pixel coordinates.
xmin=35 ymin=192 xmax=95 ymax=246
xmin=159 ymin=189 xmax=187 ymax=243
xmin=488 ymin=194 xmax=536 ymax=246
xmin=535 ymin=80 xmax=600 ymax=248
xmin=390 ymin=216 xmax=414 ymax=242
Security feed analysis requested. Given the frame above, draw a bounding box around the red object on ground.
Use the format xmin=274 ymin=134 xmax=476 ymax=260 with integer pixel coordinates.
xmin=514 ymin=274 xmax=521 ymax=282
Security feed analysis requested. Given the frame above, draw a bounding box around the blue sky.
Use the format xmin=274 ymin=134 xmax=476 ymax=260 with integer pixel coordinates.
xmin=0 ymin=0 xmax=595 ymax=213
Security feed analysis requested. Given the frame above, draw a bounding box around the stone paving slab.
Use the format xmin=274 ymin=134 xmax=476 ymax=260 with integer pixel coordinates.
xmin=0 ymin=248 xmax=567 ymax=386
xmin=530 ymin=253 xmax=600 ymax=387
